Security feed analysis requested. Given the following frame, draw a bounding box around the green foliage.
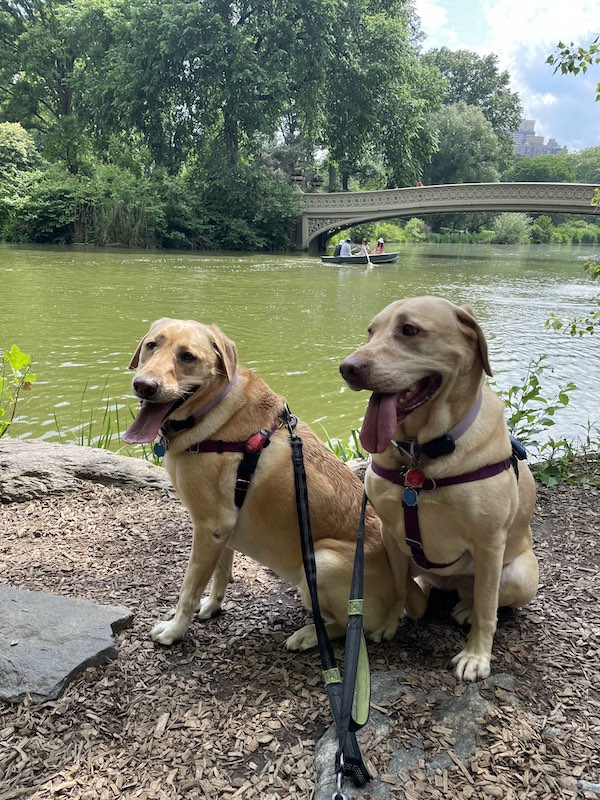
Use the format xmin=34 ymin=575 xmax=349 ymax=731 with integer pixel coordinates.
xmin=490 ymin=212 xmax=531 ymax=244
xmin=423 ymin=103 xmax=506 ymax=185
xmin=324 ymin=429 xmax=365 ymax=463
xmin=0 ymin=344 xmax=36 ymax=438
xmin=503 ymin=154 xmax=575 ymax=183
xmin=495 ymin=354 xmax=599 ymax=485
xmin=194 ymin=164 xmax=303 ymax=251
xmin=0 ymin=122 xmax=42 ymax=184
xmin=404 ymin=217 xmax=427 ymax=242
xmin=547 ymin=37 xmax=600 ymax=101
xmin=423 ymin=47 xmax=523 ymax=133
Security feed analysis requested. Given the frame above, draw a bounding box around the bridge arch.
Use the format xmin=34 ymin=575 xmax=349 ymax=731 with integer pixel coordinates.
xmin=296 ymin=182 xmax=599 ymax=250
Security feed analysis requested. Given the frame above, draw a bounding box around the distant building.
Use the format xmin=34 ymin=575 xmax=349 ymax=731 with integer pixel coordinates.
xmin=510 ymin=119 xmax=567 ymax=157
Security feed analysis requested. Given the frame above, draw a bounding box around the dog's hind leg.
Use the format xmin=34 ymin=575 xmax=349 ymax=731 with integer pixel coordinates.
xmin=498 ymin=546 xmax=539 ymax=608
xmin=197 ymin=547 xmax=235 ymax=620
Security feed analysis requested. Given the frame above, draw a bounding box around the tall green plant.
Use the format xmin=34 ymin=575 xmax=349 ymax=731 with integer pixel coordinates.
xmin=0 ymin=345 xmax=36 ymax=438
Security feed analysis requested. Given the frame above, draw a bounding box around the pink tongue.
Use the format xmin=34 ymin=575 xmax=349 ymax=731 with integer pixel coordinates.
xmin=359 ymin=392 xmax=400 ymax=453
xmin=122 ymin=400 xmax=174 ymax=444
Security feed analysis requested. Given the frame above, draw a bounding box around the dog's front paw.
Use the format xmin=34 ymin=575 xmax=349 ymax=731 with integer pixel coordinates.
xmin=151 ymin=618 xmax=187 ymax=645
xmin=285 ymin=624 xmax=318 ymax=651
xmin=451 ymin=649 xmax=491 ymax=682
xmin=451 ymin=599 xmax=473 ymax=626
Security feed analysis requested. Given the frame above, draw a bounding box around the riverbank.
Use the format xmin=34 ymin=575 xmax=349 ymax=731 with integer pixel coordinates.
xmin=1 ymin=441 xmax=599 ymax=799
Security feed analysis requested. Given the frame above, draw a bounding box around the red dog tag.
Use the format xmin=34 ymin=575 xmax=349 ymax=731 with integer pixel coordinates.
xmin=245 ymin=429 xmax=269 ymax=453
xmin=405 ymin=468 xmax=426 ymax=488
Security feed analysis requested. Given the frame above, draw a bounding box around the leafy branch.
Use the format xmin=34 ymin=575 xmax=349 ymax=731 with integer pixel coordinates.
xmin=546 ymin=36 xmax=600 ymax=101
xmin=0 ymin=344 xmax=36 ymax=438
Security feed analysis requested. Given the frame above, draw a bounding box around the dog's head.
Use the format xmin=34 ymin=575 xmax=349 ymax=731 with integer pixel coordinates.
xmin=339 ymin=296 xmax=492 ymax=453
xmin=123 ymin=318 xmax=237 ymax=443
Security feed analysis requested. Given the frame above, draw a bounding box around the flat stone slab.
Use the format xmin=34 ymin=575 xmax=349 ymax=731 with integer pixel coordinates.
xmin=0 ymin=438 xmax=170 ymax=503
xmin=0 ymin=585 xmax=133 ymax=703
xmin=314 ymin=671 xmax=515 ymax=799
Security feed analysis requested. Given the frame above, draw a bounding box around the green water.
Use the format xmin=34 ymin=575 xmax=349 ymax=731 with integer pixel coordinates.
xmin=1 ymin=242 xmax=598 ymax=448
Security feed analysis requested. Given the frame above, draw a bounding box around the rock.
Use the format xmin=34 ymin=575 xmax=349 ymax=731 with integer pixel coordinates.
xmin=0 ymin=438 xmax=171 ymax=503
xmin=0 ymin=585 xmax=133 ymax=703
xmin=313 ymin=672 xmax=513 ymax=800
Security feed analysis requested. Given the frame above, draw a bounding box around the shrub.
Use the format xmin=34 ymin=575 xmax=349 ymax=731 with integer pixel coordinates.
xmin=491 ymin=213 xmax=531 ymax=244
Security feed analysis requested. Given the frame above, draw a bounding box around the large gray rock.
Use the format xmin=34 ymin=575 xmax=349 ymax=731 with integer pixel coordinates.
xmin=314 ymin=672 xmax=514 ymax=799
xmin=0 ymin=438 xmax=170 ymax=503
xmin=0 ymin=585 xmax=133 ymax=703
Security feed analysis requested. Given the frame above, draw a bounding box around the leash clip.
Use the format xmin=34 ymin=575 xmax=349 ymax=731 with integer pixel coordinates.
xmin=332 ymin=754 xmax=347 ymax=800
xmin=282 ymin=404 xmax=298 ymax=434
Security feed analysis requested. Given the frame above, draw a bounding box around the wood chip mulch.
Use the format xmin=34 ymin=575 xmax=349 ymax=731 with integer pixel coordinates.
xmin=0 ymin=467 xmax=599 ymax=800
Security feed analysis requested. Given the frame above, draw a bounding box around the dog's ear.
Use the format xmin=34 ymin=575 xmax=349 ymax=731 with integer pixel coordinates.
xmin=128 ymin=338 xmax=144 ymax=370
xmin=208 ymin=325 xmax=238 ymax=383
xmin=128 ymin=318 xmax=174 ymax=370
xmin=456 ymin=305 xmax=493 ymax=377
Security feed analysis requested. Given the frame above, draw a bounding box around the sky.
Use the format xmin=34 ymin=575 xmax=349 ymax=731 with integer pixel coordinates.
xmin=414 ymin=0 xmax=600 ymax=152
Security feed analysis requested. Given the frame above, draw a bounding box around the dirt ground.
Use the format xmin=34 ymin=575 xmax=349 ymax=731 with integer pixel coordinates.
xmin=1 ymin=465 xmax=599 ymax=800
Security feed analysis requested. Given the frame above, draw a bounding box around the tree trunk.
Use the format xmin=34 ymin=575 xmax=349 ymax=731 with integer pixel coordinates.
xmin=328 ymin=163 xmax=337 ymax=191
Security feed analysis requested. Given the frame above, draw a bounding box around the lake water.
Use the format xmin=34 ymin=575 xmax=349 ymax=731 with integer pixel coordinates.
xmin=1 ymin=242 xmax=598 ymax=452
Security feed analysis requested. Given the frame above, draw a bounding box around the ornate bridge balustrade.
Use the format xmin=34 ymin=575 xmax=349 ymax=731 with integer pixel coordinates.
xmin=297 ymin=182 xmax=599 ymax=250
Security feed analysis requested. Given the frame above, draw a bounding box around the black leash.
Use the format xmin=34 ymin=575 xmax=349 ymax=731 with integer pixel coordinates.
xmin=282 ymin=405 xmax=372 ymax=796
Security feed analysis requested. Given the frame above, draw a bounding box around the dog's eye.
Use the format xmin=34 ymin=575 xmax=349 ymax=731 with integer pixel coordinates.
xmin=402 ymin=324 xmax=420 ymax=336
xmin=145 ymin=341 xmax=157 ymax=351
xmin=180 ymin=351 xmax=197 ymax=363
xmin=367 ymin=327 xmax=373 ymax=340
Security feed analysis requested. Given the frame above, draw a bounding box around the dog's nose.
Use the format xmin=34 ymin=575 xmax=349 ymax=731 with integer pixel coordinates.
xmin=340 ymin=356 xmax=368 ymax=385
xmin=133 ymin=376 xmax=159 ymax=399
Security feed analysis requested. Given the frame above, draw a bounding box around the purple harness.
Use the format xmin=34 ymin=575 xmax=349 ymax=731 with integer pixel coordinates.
xmin=369 ymin=389 xmax=514 ymax=570
xmin=370 ymin=457 xmax=513 ymax=570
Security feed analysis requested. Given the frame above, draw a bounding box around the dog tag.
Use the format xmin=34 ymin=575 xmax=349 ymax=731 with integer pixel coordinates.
xmin=153 ymin=442 xmax=166 ymax=457
xmin=405 ymin=468 xmax=426 ymax=488
xmin=402 ymin=487 xmax=419 ymax=507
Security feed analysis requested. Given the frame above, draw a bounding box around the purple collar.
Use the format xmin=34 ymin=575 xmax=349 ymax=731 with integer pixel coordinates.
xmin=162 ymin=372 xmax=238 ymax=435
xmin=393 ymin=389 xmax=483 ymax=462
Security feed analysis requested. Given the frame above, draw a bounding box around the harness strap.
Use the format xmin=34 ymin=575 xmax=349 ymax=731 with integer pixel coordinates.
xmin=371 ymin=457 xmax=513 ymax=570
xmin=183 ymin=424 xmax=278 ymax=509
xmin=284 ymin=406 xmax=372 ymax=790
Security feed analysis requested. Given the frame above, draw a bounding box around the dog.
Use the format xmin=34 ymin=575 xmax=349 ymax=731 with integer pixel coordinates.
xmin=340 ymin=296 xmax=538 ymax=681
xmin=122 ymin=318 xmax=424 ymax=650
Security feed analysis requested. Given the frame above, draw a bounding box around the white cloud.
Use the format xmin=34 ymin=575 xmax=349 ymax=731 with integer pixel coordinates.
xmin=416 ymin=0 xmax=600 ymax=150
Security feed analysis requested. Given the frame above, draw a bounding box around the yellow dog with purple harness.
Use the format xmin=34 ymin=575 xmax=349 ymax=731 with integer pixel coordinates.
xmin=340 ymin=296 xmax=539 ymax=681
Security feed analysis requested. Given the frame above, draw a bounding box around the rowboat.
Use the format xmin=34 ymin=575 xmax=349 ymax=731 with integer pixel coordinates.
xmin=321 ymin=252 xmax=399 ymax=265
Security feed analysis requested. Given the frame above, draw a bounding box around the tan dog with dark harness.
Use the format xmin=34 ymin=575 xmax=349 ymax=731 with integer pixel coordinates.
xmin=123 ymin=317 xmax=424 ymax=650
xmin=340 ymin=296 xmax=539 ymax=681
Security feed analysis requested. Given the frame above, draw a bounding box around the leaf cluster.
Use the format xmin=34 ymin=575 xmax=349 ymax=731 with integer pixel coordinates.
xmin=0 ymin=344 xmax=36 ymax=438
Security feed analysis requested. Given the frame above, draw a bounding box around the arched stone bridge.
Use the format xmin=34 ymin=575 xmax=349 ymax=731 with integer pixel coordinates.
xmin=294 ymin=182 xmax=599 ymax=250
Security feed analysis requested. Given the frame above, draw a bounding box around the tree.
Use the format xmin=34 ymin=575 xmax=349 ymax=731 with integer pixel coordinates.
xmin=567 ymin=146 xmax=600 ymax=184
xmin=314 ymin=0 xmax=445 ymax=189
xmin=491 ymin=212 xmax=531 ymax=244
xmin=422 ymin=47 xmax=523 ymax=133
xmin=502 ymin=154 xmax=576 ymax=183
xmin=423 ymin=102 xmax=506 ymax=185
xmin=73 ymin=0 xmax=343 ymax=172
